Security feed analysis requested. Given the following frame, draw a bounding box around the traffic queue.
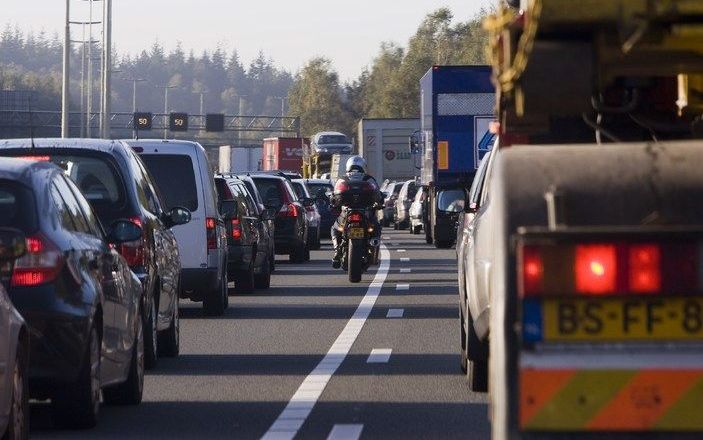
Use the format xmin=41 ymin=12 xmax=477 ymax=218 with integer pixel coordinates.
xmin=0 ymin=138 xmax=331 ymax=436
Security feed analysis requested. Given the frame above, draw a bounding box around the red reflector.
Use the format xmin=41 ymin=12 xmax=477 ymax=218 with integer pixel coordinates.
xmin=206 ymin=217 xmax=216 ymax=230
xmin=629 ymin=244 xmax=661 ymax=293
xmin=231 ymin=218 xmax=242 ymax=240
xmin=575 ymin=244 xmax=617 ymax=295
xmin=348 ymin=213 xmax=363 ymax=223
xmin=520 ymin=246 xmax=543 ymax=297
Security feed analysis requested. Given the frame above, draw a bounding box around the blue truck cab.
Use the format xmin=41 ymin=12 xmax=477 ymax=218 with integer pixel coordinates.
xmin=416 ymin=65 xmax=494 ymax=248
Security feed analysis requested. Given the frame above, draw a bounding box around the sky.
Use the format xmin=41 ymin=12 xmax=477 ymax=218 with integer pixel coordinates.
xmin=5 ymin=0 xmax=492 ymax=81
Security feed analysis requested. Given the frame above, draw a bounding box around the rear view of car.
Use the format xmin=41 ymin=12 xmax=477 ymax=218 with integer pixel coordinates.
xmin=394 ymin=180 xmax=417 ymax=230
xmin=378 ymin=182 xmax=401 ymax=227
xmin=303 ymin=179 xmax=335 ymax=238
xmin=292 ymin=179 xmax=321 ymax=250
xmin=130 ymin=140 xmax=229 ymax=316
xmin=409 ymin=187 xmax=425 ymax=234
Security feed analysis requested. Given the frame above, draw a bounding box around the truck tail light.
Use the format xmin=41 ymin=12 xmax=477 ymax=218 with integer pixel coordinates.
xmin=278 ymin=203 xmax=299 ymax=218
xmin=12 ymin=234 xmax=64 ymax=287
xmin=117 ymin=216 xmax=147 ymax=267
xmin=231 ymin=218 xmax=242 ymax=240
xmin=517 ymin=239 xmax=701 ymax=298
xmin=206 ymin=217 xmax=218 ymax=250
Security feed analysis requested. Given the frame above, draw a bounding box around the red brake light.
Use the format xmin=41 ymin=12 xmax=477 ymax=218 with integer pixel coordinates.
xmin=11 ymin=234 xmax=63 ymax=287
xmin=278 ymin=203 xmax=299 ymax=218
xmin=520 ymin=245 xmax=544 ymax=297
xmin=629 ymin=244 xmax=660 ymax=293
xmin=575 ymin=244 xmax=617 ymax=295
xmin=18 ymin=155 xmax=51 ymax=162
xmin=206 ymin=218 xmax=216 ymax=230
xmin=206 ymin=217 xmax=218 ymax=250
xmin=231 ymin=218 xmax=242 ymax=240
xmin=348 ymin=212 xmax=363 ymax=223
xmin=116 ymin=216 xmax=147 ymax=267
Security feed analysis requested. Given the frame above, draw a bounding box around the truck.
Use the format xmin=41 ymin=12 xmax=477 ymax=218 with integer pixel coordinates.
xmin=329 ymin=153 xmax=354 ymax=181
xmin=262 ymin=137 xmax=307 ymax=173
xmin=411 ymin=65 xmax=495 ymax=248
xmin=477 ymin=1 xmax=703 ymax=439
xmin=358 ymin=118 xmax=420 ymax=183
xmin=302 ymin=131 xmax=354 ymax=178
xmin=218 ymin=145 xmax=263 ymax=173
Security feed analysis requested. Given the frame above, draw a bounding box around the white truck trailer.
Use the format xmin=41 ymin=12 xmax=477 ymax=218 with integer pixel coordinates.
xmin=357 ymin=118 xmax=420 ymax=184
xmin=218 ymin=145 xmax=263 ymax=173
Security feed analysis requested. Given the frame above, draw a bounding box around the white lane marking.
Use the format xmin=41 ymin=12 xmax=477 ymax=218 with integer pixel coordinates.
xmin=386 ymin=308 xmax=404 ymax=318
xmin=396 ymin=283 xmax=409 ymax=291
xmin=262 ymin=245 xmax=390 ymax=440
xmin=400 ymin=257 xmax=410 ymax=263
xmin=396 ymin=249 xmax=406 ymax=253
xmin=382 ymin=235 xmax=390 ymax=240
xmin=400 ymin=268 xmax=411 ymax=273
xmin=367 ymin=349 xmax=392 ymax=363
xmin=327 ymin=424 xmax=364 ymax=440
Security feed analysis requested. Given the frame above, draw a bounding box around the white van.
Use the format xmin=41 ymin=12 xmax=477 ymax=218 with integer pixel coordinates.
xmin=126 ymin=140 xmax=229 ymax=315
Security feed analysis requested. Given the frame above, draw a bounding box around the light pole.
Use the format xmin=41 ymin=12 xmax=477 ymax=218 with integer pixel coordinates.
xmin=273 ymin=96 xmax=288 ymax=116
xmin=100 ymin=0 xmax=112 ymax=139
xmin=61 ymin=0 xmax=71 ymax=138
xmin=122 ymin=78 xmax=147 ymax=113
xmin=157 ymin=85 xmax=177 ymax=139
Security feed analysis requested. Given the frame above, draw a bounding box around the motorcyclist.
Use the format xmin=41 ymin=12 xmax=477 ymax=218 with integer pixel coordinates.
xmin=331 ymin=156 xmax=384 ymax=268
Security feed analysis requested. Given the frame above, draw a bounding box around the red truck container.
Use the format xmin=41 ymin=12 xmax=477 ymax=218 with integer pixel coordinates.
xmin=262 ymin=137 xmax=308 ymax=173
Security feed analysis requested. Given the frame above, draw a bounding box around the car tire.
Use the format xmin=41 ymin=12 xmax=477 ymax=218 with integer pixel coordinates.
xmin=143 ymin=298 xmax=158 ymax=370
xmin=290 ymin=242 xmax=305 ymax=263
xmin=254 ymin=255 xmax=272 ymax=289
xmin=204 ymin=274 xmax=226 ymax=316
xmin=303 ymin=245 xmax=311 ymax=261
xmin=7 ymin=340 xmax=28 ymax=440
xmin=52 ymin=324 xmax=100 ymax=429
xmin=158 ymin=297 xmax=179 ymax=357
xmin=235 ymin=262 xmax=255 ymax=294
xmin=311 ymin=229 xmax=321 ymax=250
xmin=103 ymin=309 xmax=144 ymax=405
xmin=464 ymin=306 xmax=489 ymax=393
xmin=460 ymin=309 xmax=469 ymax=374
xmin=425 ymin=227 xmax=433 ymax=244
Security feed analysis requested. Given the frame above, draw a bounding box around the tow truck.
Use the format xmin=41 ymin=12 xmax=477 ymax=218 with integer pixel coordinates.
xmin=484 ymin=1 xmax=703 ymax=439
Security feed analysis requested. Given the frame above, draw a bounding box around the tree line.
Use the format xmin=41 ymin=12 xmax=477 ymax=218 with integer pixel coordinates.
xmin=0 ymin=7 xmax=488 ymax=138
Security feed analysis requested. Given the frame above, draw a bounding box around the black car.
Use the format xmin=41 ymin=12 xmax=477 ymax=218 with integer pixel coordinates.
xmin=215 ymin=175 xmax=275 ymax=292
xmin=303 ymin=179 xmax=336 ymax=238
xmin=0 ymin=139 xmax=191 ymax=369
xmin=0 ymin=157 xmax=146 ymax=428
xmin=234 ymin=173 xmax=276 ymax=270
xmin=250 ymin=174 xmax=313 ymax=263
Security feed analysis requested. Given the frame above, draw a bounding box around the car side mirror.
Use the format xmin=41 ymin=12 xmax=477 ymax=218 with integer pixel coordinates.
xmin=219 ymin=200 xmax=237 ymax=219
xmin=301 ymin=197 xmax=315 ymax=208
xmin=165 ymin=206 xmax=192 ymax=228
xmin=260 ymin=208 xmax=275 ymax=221
xmin=0 ymin=228 xmax=26 ymax=261
xmin=108 ymin=220 xmax=143 ymax=244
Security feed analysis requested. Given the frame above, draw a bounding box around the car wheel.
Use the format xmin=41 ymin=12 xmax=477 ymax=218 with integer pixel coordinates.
xmin=393 ymin=221 xmax=399 ymax=230
xmin=52 ymin=324 xmax=100 ymax=429
xmin=203 ymin=274 xmax=226 ymax=316
xmin=464 ymin=306 xmax=489 ymax=393
xmin=270 ymin=246 xmax=276 ymax=272
xmin=143 ymin=298 xmax=158 ymax=370
xmin=311 ymin=228 xmax=321 ymax=250
xmin=254 ymin=255 xmax=272 ymax=289
xmin=157 ymin=296 xmax=179 ymax=357
xmin=235 ymin=262 xmax=255 ymax=294
xmin=7 ymin=340 xmax=28 ymax=440
xmin=460 ymin=309 xmax=468 ymax=374
xmin=103 ymin=308 xmax=144 ymax=405
xmin=425 ymin=227 xmax=433 ymax=244
xmin=303 ymin=244 xmax=311 ymax=261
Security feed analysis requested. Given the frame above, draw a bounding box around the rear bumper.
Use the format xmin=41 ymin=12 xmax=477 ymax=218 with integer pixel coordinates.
xmin=180 ymin=268 xmax=219 ymax=301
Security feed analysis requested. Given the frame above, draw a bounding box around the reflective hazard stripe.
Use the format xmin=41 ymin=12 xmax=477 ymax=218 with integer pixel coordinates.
xmin=520 ymin=368 xmax=703 ymax=431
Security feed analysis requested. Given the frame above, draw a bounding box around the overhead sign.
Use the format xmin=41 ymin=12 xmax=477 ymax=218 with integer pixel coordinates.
xmin=206 ymin=113 xmax=225 ymax=132
xmin=169 ymin=113 xmax=189 ymax=132
xmin=133 ymin=112 xmax=152 ymax=131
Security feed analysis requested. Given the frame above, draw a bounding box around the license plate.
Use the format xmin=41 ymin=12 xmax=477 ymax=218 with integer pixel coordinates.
xmin=349 ymin=228 xmax=365 ymax=239
xmin=539 ymin=297 xmax=703 ymax=341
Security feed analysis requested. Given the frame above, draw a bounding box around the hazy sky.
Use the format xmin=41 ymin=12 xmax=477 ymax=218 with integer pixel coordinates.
xmin=6 ymin=0 xmax=491 ymax=81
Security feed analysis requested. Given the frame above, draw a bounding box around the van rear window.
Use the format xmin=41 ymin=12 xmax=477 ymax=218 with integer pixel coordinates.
xmin=140 ymin=154 xmax=199 ymax=212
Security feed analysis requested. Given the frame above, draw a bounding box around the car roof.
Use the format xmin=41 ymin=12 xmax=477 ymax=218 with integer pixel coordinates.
xmin=300 ymin=179 xmax=332 ymax=184
xmin=0 ymin=157 xmax=58 ymax=184
xmin=0 ymin=138 xmax=127 ymax=154
xmin=314 ymin=131 xmax=346 ymax=137
xmin=250 ymin=173 xmax=287 ymax=182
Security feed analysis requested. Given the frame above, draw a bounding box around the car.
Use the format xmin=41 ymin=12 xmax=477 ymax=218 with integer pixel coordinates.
xmin=409 ymin=186 xmax=426 ymax=234
xmin=457 ymin=150 xmax=493 ymax=392
xmin=128 ymin=139 xmax=229 ymax=317
xmin=232 ymin=173 xmax=276 ymax=271
xmin=0 ymin=228 xmax=29 ymax=439
xmin=0 ymin=139 xmax=189 ymax=368
xmin=377 ymin=181 xmax=401 ymax=227
xmin=215 ymin=175 xmax=275 ymax=292
xmin=394 ymin=179 xmax=418 ymax=230
xmin=291 ymin=179 xmax=322 ymax=250
xmin=0 ymin=157 xmax=148 ymax=428
xmin=301 ymin=179 xmax=335 ymax=238
xmin=311 ymin=132 xmax=353 ymax=156
xmin=250 ymin=173 xmax=312 ymax=263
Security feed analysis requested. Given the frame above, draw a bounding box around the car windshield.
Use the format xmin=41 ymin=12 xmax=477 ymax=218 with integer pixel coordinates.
xmin=0 ymin=180 xmax=37 ymax=234
xmin=140 ymin=154 xmax=199 ymax=212
xmin=318 ymin=135 xmax=349 ymax=145
xmin=437 ymin=189 xmax=465 ymax=213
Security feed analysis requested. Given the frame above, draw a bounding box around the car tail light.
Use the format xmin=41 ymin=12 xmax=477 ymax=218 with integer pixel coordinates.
xmin=231 ymin=218 xmax=242 ymax=240
xmin=18 ymin=155 xmax=51 ymax=162
xmin=117 ymin=216 xmax=147 ymax=267
xmin=11 ymin=234 xmax=64 ymax=287
xmin=348 ymin=212 xmax=363 ymax=223
xmin=278 ymin=203 xmax=299 ymax=218
xmin=206 ymin=217 xmax=218 ymax=250
xmin=517 ymin=239 xmax=702 ymax=298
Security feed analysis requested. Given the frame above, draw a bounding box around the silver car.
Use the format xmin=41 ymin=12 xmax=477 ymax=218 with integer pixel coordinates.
xmin=394 ymin=180 xmax=418 ymax=230
xmin=0 ymin=228 xmax=29 ymax=439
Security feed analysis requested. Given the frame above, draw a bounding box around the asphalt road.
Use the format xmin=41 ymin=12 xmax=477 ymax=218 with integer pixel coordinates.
xmin=30 ymin=229 xmax=490 ymax=439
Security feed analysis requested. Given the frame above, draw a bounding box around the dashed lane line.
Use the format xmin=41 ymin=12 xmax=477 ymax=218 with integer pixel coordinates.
xmin=396 ymin=249 xmax=407 ymax=253
xmin=261 ymin=245 xmax=391 ymax=440
xmin=367 ymin=349 xmax=393 ymax=364
xmin=400 ymin=257 xmax=410 ymax=263
xmin=400 ymin=268 xmax=411 ymax=273
xmin=396 ymin=284 xmax=409 ymax=291
xmin=327 ymin=424 xmax=364 ymax=440
xmin=386 ymin=308 xmax=404 ymax=318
